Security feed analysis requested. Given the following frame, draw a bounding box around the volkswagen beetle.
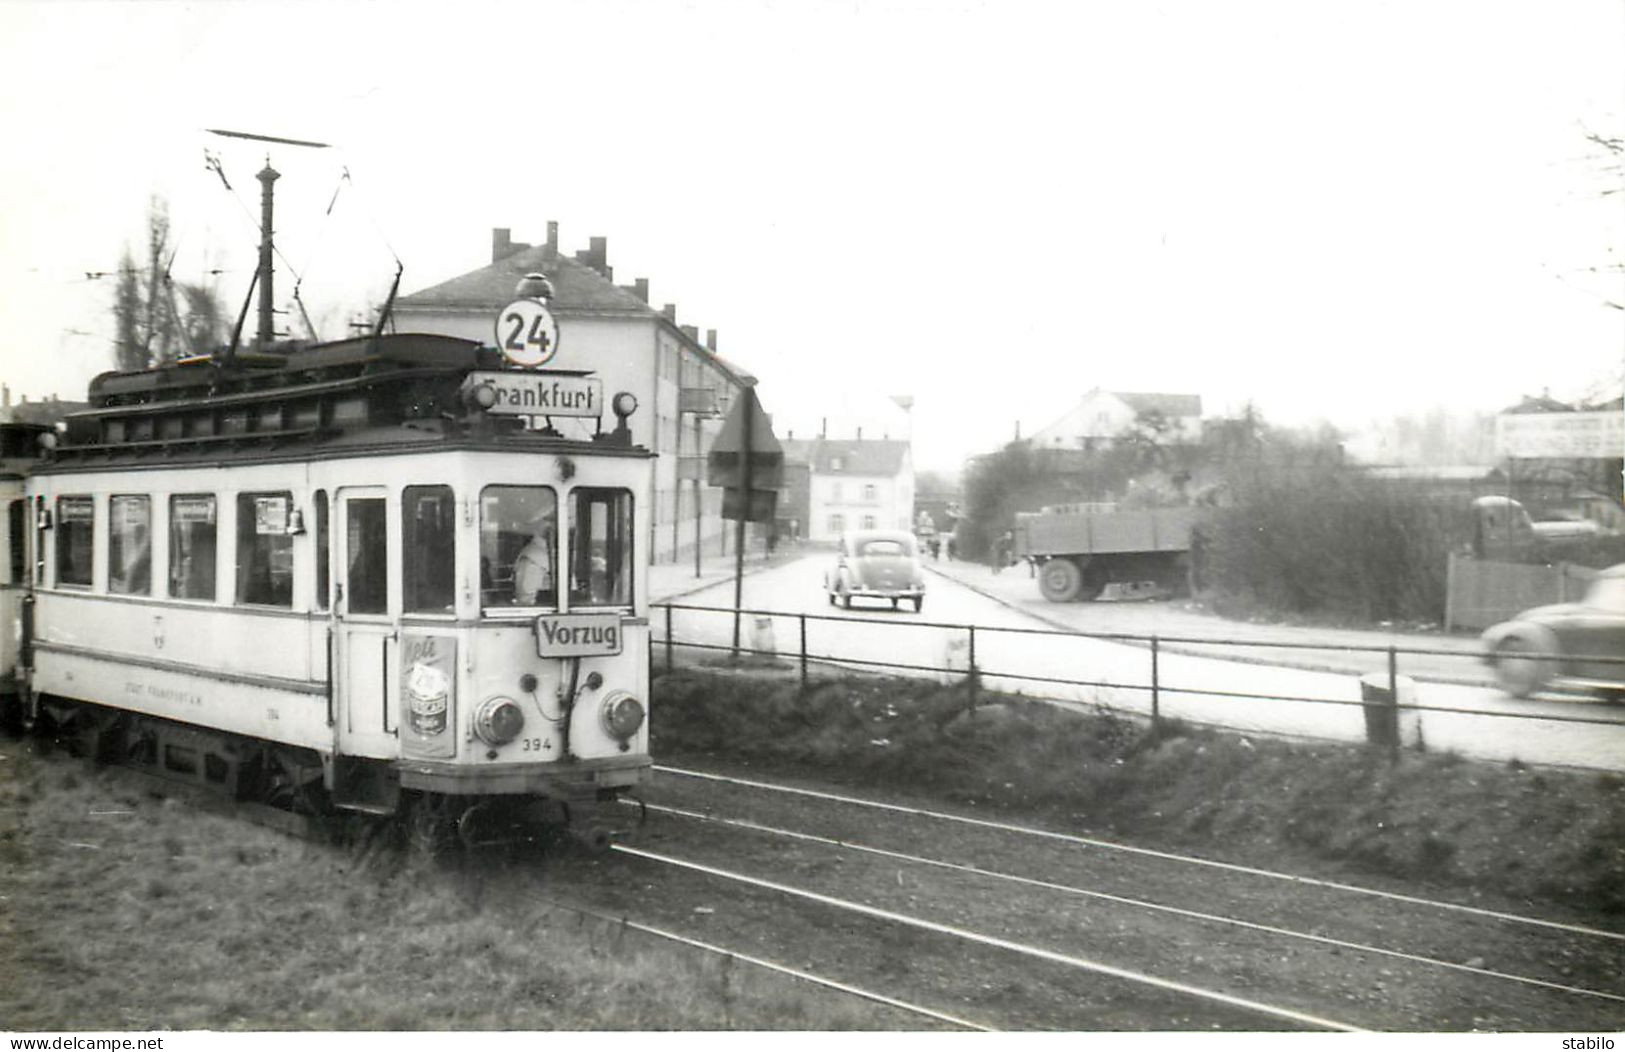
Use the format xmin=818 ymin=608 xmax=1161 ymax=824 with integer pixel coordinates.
xmin=825 ymin=529 xmax=926 ymax=612
xmin=1481 ymin=563 xmax=1625 ymax=699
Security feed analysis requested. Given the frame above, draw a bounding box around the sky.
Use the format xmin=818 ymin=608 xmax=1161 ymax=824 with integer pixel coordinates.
xmin=0 ymin=0 xmax=1620 ymax=472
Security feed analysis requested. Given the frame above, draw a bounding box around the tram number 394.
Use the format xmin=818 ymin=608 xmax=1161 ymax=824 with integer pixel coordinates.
xmin=520 ymin=737 xmax=550 ymax=753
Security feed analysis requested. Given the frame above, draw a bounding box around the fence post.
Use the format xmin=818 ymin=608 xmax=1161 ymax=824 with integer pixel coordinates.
xmin=1150 ymin=635 xmax=1160 ymax=736
xmin=664 ymin=604 xmax=674 ymax=672
xmin=799 ymin=613 xmax=808 ymax=688
xmin=967 ymin=625 xmax=979 ymax=711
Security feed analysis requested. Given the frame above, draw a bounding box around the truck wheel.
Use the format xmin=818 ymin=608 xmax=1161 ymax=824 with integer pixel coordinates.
xmin=1038 ymin=558 xmax=1082 ymax=602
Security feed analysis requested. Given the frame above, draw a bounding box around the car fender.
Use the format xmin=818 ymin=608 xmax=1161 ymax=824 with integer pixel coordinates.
xmin=1481 ymin=620 xmax=1560 ymax=662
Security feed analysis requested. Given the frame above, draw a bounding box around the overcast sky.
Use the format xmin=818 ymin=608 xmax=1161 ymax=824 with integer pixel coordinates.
xmin=1 ymin=0 xmax=1620 ymax=471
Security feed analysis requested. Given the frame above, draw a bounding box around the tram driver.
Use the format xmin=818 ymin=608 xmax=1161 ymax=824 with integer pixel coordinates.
xmin=513 ymin=516 xmax=555 ymax=606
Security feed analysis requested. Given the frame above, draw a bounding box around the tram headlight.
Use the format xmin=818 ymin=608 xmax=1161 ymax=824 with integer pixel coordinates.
xmin=600 ymin=691 xmax=644 ymax=745
xmin=473 ymin=696 xmax=525 ymax=747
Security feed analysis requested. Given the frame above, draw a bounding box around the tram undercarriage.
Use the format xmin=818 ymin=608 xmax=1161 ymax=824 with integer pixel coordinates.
xmin=20 ymin=694 xmax=630 ymax=852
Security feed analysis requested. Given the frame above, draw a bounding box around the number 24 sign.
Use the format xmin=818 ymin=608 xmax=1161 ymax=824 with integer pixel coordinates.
xmin=495 ymin=298 xmax=561 ymax=369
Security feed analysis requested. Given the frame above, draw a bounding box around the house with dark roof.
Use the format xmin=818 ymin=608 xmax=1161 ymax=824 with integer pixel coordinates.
xmin=1028 ymin=388 xmax=1204 ymax=450
xmin=779 ymin=437 xmax=914 ymax=543
xmin=394 ymin=223 xmax=756 ymax=564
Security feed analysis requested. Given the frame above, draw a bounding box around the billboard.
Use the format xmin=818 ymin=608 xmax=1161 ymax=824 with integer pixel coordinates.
xmin=1494 ymin=412 xmax=1624 ymax=459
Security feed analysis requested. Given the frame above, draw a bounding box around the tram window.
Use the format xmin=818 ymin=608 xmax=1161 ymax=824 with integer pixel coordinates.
xmin=6 ymin=500 xmax=22 ymax=585
xmin=235 ymin=492 xmax=293 ymax=607
xmin=479 ymin=485 xmax=557 ymax=609
xmin=314 ymin=491 xmax=329 ymax=611
xmin=108 ymin=495 xmax=152 ymax=596
xmin=56 ymin=496 xmax=93 ymax=588
xmin=403 ymin=485 xmax=455 ymax=614
xmin=568 ymin=488 xmax=633 ymax=608
xmin=168 ymin=494 xmax=217 ymax=601
xmin=345 ymin=497 xmax=388 ymax=615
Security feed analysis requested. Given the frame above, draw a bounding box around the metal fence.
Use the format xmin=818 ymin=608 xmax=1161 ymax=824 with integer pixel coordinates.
xmin=650 ymin=603 xmax=1625 ymax=750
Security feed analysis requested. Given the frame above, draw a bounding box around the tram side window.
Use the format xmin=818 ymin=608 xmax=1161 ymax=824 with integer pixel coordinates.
xmin=345 ymin=497 xmax=389 ymax=615
xmin=569 ymin=488 xmax=633 ymax=607
xmin=235 ymin=492 xmax=293 ymax=607
xmin=108 ymin=495 xmax=152 ymax=595
xmin=169 ymin=495 xmax=217 ymax=600
xmin=403 ymin=485 xmax=455 ymax=614
xmin=56 ymin=496 xmax=94 ymax=588
xmin=479 ymin=485 xmax=557 ymax=609
xmin=314 ymin=491 xmax=329 ymax=611
xmin=6 ymin=500 xmax=23 ymax=585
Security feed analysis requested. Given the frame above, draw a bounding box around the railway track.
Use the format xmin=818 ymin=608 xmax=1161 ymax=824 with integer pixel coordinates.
xmin=518 ymin=763 xmax=1625 ymax=1031
xmin=22 ymin=736 xmax=1625 ymax=1031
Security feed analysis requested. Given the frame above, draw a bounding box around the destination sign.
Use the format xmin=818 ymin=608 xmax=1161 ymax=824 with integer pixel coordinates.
xmin=534 ymin=613 xmax=623 ymax=658
xmin=463 ymin=371 xmax=603 ymax=418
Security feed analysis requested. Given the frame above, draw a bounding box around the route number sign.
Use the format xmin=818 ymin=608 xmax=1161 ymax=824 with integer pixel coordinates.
xmin=495 ymin=298 xmax=560 ymax=369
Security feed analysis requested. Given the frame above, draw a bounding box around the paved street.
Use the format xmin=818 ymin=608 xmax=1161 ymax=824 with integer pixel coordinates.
xmin=650 ymin=551 xmax=1625 ymax=771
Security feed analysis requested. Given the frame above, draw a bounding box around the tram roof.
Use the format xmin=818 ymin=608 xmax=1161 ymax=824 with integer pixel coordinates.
xmin=45 ymin=332 xmax=649 ymax=467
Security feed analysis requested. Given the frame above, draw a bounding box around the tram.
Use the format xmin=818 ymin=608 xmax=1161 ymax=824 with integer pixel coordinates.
xmin=17 ymin=316 xmax=655 ymax=840
xmin=0 ymin=422 xmax=50 ymax=718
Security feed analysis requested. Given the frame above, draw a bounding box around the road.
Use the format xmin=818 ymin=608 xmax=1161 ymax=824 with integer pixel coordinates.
xmin=656 ymin=553 xmax=1625 ymax=771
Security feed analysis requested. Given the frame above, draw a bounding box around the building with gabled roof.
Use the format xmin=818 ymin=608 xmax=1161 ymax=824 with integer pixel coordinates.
xmin=1028 ymin=388 xmax=1203 ymax=450
xmin=778 ymin=436 xmax=914 ymax=543
xmin=395 ymin=223 xmax=757 ymax=564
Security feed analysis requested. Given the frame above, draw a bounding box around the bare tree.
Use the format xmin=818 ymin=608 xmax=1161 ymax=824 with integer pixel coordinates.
xmin=110 ymin=196 xmax=228 ymax=371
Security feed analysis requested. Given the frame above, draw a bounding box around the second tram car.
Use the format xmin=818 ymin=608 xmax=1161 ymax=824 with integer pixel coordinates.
xmin=18 ymin=329 xmax=655 ymax=842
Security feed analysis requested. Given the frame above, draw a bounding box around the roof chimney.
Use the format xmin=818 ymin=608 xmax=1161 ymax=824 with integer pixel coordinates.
xmin=705 ymin=329 xmax=717 ymax=351
xmin=857 ymin=426 xmax=863 ymax=440
xmin=492 ymin=228 xmax=514 ymax=264
xmin=680 ymin=324 xmax=699 ymax=343
xmin=587 ymin=236 xmax=608 ymax=276
xmin=546 ymin=221 xmax=558 ymax=259
xmin=633 ymin=277 xmax=649 ymax=302
xmin=661 ymin=303 xmax=677 ymax=322
xmin=820 ymin=417 xmax=827 ymax=438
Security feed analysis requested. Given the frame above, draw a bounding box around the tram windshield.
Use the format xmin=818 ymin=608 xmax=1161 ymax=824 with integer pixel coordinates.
xmin=480 ymin=485 xmax=558 ymax=609
xmin=568 ymin=488 xmax=633 ymax=607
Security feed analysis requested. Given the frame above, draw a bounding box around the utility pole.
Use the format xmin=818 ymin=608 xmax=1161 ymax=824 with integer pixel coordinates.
xmin=256 ymin=161 xmax=279 ymax=347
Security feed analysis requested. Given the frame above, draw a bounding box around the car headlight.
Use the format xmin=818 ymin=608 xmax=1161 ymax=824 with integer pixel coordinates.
xmin=600 ymin=690 xmax=645 ymax=745
xmin=473 ymin=696 xmax=525 ymax=746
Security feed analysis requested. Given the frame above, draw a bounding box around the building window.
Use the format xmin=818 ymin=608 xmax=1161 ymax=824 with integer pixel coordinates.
xmin=829 ymin=513 xmax=845 ymax=534
xmin=830 ymin=457 xmax=844 ymax=471
xmin=862 ymin=484 xmax=877 ymax=502
xmin=168 ymin=495 xmax=217 ymax=600
xmin=862 ymin=515 xmax=876 ymax=530
xmin=56 ymin=496 xmax=94 ymax=588
xmin=236 ymin=493 xmax=294 ymax=607
xmin=403 ymin=485 xmax=455 ymax=614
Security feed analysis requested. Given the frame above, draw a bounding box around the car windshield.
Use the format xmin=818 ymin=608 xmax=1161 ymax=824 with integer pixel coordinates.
xmin=858 ymin=539 xmax=910 ymax=558
xmin=1584 ymin=576 xmax=1625 ymax=612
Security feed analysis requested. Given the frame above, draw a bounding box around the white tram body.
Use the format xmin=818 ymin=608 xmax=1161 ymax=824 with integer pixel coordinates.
xmin=20 ymin=333 xmax=655 ymax=827
xmin=0 ymin=424 xmax=48 ymax=705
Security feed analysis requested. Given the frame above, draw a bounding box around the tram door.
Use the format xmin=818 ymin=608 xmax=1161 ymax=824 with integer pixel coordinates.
xmin=334 ymin=488 xmax=396 ymax=758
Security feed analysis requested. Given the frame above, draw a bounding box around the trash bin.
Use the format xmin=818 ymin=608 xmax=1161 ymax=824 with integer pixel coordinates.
xmin=1359 ymin=672 xmax=1415 ymax=748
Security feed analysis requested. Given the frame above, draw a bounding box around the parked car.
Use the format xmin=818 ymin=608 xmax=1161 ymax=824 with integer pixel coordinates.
xmin=825 ymin=529 xmax=926 ymax=612
xmin=1481 ymin=563 xmax=1625 ymax=699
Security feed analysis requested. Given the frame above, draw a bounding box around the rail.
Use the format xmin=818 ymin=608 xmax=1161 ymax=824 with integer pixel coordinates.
xmin=649 ymin=602 xmax=1625 ymax=749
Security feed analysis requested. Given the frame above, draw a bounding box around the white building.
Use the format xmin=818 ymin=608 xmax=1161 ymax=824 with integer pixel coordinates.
xmin=1028 ymin=389 xmax=1203 ymax=450
xmin=784 ymin=438 xmax=914 ymax=543
xmin=394 ymin=224 xmax=755 ymax=564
